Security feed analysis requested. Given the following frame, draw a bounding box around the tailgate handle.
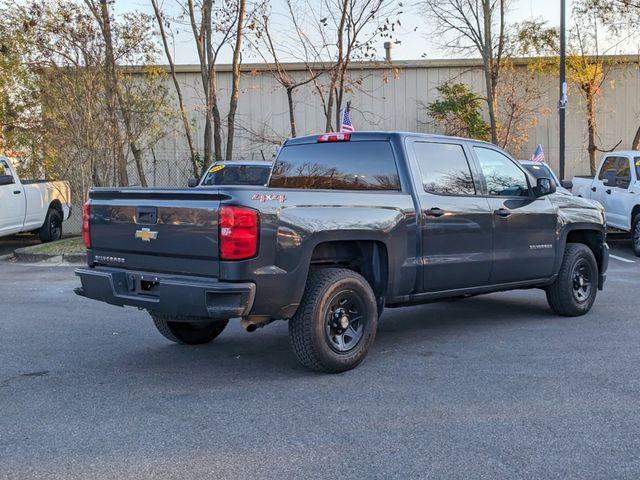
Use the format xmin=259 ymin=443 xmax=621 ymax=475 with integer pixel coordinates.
xmin=136 ymin=207 xmax=157 ymax=225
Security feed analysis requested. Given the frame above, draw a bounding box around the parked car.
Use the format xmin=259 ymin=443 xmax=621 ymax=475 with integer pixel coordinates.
xmin=568 ymin=151 xmax=640 ymax=256
xmin=189 ymin=160 xmax=272 ymax=187
xmin=76 ymin=132 xmax=609 ymax=373
xmin=0 ymin=156 xmax=72 ymax=242
xmin=519 ymin=160 xmax=570 ymax=194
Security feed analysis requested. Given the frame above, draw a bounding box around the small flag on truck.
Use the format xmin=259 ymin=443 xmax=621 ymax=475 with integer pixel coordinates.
xmin=530 ymin=144 xmax=545 ymax=163
xmin=340 ymin=102 xmax=354 ymax=133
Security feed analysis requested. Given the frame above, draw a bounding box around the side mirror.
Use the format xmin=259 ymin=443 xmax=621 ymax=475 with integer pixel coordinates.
xmin=0 ymin=174 xmax=14 ymax=186
xmin=533 ymin=177 xmax=556 ymax=197
xmin=561 ymin=179 xmax=573 ymax=189
xmin=187 ymin=177 xmax=199 ymax=188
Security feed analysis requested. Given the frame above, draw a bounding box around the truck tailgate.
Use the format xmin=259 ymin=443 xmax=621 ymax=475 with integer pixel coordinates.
xmin=88 ymin=188 xmax=223 ymax=275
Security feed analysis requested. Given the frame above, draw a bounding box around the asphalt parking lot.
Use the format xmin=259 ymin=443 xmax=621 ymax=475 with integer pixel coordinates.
xmin=1 ymin=239 xmax=639 ymax=479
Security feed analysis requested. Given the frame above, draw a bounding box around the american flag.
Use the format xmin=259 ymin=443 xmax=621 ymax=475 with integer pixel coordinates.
xmin=529 ymin=144 xmax=545 ymax=163
xmin=340 ymin=105 xmax=354 ymax=132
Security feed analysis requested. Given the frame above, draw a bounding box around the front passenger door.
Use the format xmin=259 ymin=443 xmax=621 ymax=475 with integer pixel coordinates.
xmin=0 ymin=158 xmax=25 ymax=236
xmin=472 ymin=147 xmax=558 ymax=284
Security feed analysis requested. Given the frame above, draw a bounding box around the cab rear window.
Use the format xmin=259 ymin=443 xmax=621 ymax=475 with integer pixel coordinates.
xmin=268 ymin=141 xmax=400 ymax=190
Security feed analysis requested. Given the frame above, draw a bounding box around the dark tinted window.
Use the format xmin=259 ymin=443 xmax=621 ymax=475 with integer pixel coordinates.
xmin=269 ymin=141 xmax=400 ymax=190
xmin=201 ymin=164 xmax=271 ymax=186
xmin=414 ymin=142 xmax=475 ymax=195
xmin=474 ymin=147 xmax=529 ymax=197
xmin=523 ymin=163 xmax=553 ymax=181
xmin=598 ymin=157 xmax=618 ymax=180
xmin=635 ymin=157 xmax=640 ymax=179
xmin=0 ymin=159 xmax=11 ymax=178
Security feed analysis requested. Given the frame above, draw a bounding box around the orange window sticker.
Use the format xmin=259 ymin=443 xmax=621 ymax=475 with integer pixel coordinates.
xmin=209 ymin=164 xmax=225 ymax=173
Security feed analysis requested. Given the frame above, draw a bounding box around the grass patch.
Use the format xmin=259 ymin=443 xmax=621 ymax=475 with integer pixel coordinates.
xmin=26 ymin=236 xmax=85 ymax=255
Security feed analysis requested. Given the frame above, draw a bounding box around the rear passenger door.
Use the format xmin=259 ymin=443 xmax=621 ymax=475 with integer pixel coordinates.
xmin=472 ymin=146 xmax=557 ymax=284
xmin=408 ymin=139 xmax=493 ymax=292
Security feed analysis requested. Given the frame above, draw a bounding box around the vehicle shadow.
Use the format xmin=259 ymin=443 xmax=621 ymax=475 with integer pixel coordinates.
xmin=106 ymin=291 xmax=555 ymax=383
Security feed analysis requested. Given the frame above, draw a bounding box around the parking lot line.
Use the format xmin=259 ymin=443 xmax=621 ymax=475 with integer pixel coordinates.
xmin=610 ymin=254 xmax=635 ymax=263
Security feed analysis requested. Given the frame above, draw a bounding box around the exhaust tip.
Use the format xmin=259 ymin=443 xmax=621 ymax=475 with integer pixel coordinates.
xmin=245 ymin=323 xmax=257 ymax=333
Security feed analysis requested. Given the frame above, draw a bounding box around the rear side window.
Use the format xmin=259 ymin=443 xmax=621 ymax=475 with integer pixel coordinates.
xmin=635 ymin=157 xmax=640 ymax=179
xmin=0 ymin=159 xmax=11 ymax=178
xmin=413 ymin=142 xmax=475 ymax=195
xmin=269 ymin=141 xmax=400 ymax=190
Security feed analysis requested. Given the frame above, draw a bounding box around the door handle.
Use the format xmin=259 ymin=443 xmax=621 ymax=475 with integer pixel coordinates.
xmin=606 ymin=189 xmax=612 ymax=194
xmin=591 ymin=186 xmax=597 ymax=192
xmin=494 ymin=208 xmax=511 ymax=218
xmin=424 ymin=207 xmax=445 ymax=218
xmin=13 ymin=190 xmax=21 ymax=195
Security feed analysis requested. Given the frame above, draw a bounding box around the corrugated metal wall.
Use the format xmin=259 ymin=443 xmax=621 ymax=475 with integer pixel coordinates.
xmin=145 ymin=57 xmax=639 ymax=185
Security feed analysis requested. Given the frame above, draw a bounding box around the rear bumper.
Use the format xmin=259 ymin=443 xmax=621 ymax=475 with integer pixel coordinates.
xmin=74 ymin=267 xmax=255 ymax=319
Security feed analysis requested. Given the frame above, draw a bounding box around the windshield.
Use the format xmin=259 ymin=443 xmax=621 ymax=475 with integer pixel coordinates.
xmin=201 ymin=164 xmax=271 ymax=186
xmin=523 ymin=163 xmax=558 ymax=185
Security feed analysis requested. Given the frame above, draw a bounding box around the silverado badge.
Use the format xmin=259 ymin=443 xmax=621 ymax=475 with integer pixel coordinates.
xmin=135 ymin=228 xmax=158 ymax=242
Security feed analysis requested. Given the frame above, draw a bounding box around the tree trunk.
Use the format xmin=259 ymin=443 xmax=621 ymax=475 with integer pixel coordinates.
xmin=226 ymin=0 xmax=246 ymax=161
xmin=586 ymin=89 xmax=598 ymax=175
xmin=632 ymin=125 xmax=640 ymax=150
xmin=93 ymin=0 xmax=128 ymax=186
xmin=286 ymin=87 xmax=296 ymax=137
xmin=151 ymin=0 xmax=199 ymax=176
xmin=482 ymin=0 xmax=498 ymax=145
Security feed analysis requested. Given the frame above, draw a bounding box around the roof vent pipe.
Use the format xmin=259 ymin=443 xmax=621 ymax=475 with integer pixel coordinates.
xmin=384 ymin=42 xmax=393 ymax=62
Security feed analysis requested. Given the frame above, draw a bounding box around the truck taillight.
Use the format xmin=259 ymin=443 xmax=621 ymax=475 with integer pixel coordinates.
xmin=219 ymin=206 xmax=258 ymax=260
xmin=82 ymin=203 xmax=91 ymax=249
xmin=317 ymin=133 xmax=351 ymax=142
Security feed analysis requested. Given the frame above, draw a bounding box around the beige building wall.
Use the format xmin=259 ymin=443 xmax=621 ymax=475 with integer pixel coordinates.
xmin=136 ymin=57 xmax=640 ymax=184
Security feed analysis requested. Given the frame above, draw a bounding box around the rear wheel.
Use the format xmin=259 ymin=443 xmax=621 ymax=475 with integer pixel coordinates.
xmin=631 ymin=214 xmax=640 ymax=257
xmin=545 ymin=243 xmax=598 ymax=316
xmin=289 ymin=268 xmax=378 ymax=373
xmin=150 ymin=313 xmax=228 ymax=345
xmin=39 ymin=208 xmax=62 ymax=243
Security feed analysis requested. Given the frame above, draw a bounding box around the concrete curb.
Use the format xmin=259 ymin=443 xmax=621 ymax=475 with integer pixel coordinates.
xmin=13 ymin=247 xmax=86 ymax=264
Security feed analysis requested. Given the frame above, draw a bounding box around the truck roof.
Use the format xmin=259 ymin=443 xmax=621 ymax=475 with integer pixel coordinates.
xmin=600 ymin=151 xmax=640 ymax=157
xmin=285 ymin=131 xmax=494 ymax=146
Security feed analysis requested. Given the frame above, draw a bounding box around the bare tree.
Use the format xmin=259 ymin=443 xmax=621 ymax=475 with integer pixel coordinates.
xmin=226 ymin=0 xmax=246 ymax=160
xmin=252 ymin=3 xmax=325 ymax=137
xmin=151 ymin=0 xmax=199 ymax=176
xmin=185 ymin=0 xmax=239 ymax=166
xmin=287 ymin=0 xmax=399 ymax=132
xmin=420 ymin=0 xmax=508 ymax=144
xmin=84 ymin=0 xmax=129 ymax=186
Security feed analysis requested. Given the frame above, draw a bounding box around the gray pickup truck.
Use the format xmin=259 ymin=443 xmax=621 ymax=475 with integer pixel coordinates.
xmin=76 ymin=132 xmax=609 ymax=373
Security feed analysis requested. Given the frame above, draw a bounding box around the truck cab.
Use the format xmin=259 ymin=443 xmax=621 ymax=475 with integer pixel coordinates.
xmin=571 ymin=152 xmax=640 ymax=255
xmin=0 ymin=156 xmax=72 ymax=241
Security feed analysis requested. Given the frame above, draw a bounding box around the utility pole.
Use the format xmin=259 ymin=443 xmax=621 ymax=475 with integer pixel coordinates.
xmin=559 ymin=0 xmax=567 ymax=180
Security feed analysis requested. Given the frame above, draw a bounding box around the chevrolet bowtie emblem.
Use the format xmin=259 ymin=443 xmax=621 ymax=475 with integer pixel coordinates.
xmin=135 ymin=228 xmax=158 ymax=242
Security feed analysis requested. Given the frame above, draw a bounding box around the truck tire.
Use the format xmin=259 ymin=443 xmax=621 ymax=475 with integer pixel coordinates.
xmin=150 ymin=313 xmax=228 ymax=345
xmin=632 ymin=214 xmax=640 ymax=257
xmin=545 ymin=243 xmax=598 ymax=316
xmin=289 ymin=268 xmax=378 ymax=373
xmin=39 ymin=208 xmax=62 ymax=243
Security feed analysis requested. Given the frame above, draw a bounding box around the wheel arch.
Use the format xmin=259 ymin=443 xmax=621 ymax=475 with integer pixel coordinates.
xmin=559 ymin=226 xmax=606 ymax=274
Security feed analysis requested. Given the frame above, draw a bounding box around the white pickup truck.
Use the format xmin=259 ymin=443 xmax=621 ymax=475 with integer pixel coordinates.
xmin=569 ymin=151 xmax=640 ymax=256
xmin=0 ymin=156 xmax=72 ymax=242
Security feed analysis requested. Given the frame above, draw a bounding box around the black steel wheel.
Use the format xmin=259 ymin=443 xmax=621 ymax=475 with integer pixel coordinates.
xmin=151 ymin=312 xmax=228 ymax=345
xmin=546 ymin=243 xmax=598 ymax=316
xmin=289 ymin=268 xmax=378 ymax=373
xmin=39 ymin=208 xmax=62 ymax=243
xmin=632 ymin=214 xmax=640 ymax=257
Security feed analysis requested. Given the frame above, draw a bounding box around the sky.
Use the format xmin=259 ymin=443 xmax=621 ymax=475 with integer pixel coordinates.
xmin=115 ymin=0 xmax=632 ymax=64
